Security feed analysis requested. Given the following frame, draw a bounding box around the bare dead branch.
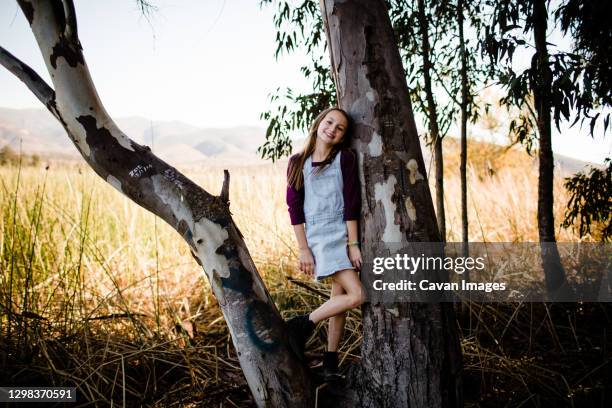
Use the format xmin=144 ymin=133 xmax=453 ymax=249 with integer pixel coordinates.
xmin=287 ymin=278 xmax=329 ymax=299
xmin=220 ymin=169 xmax=230 ymax=205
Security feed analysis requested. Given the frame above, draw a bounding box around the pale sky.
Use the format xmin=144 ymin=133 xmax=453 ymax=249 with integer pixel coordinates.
xmin=0 ymin=0 xmax=310 ymax=128
xmin=0 ymin=0 xmax=609 ymax=164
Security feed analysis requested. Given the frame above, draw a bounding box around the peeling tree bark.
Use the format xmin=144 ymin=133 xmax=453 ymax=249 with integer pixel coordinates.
xmin=1 ymin=1 xmax=313 ymax=406
xmin=320 ymin=0 xmax=463 ymax=406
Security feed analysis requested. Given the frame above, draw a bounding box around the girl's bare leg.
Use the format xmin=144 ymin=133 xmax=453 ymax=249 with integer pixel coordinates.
xmin=309 ymin=269 xmax=364 ymax=324
xmin=327 ymin=281 xmax=346 ymax=352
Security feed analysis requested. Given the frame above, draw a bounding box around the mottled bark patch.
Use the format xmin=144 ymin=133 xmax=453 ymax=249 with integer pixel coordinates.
xmin=245 ymin=300 xmax=281 ymax=352
xmin=185 ymin=185 xmax=231 ymax=229
xmin=353 ymin=122 xmax=375 ymax=146
xmin=406 ymin=159 xmax=424 ymax=184
xmin=189 ymin=249 xmax=202 ymax=266
xmin=405 ymin=197 xmax=417 ymax=221
xmin=50 ymin=0 xmax=66 ymax=30
xmin=76 ymin=115 xmax=140 ymax=181
xmin=177 ymin=219 xmax=194 ymax=249
xmin=363 ymin=26 xmax=403 ymax=152
xmin=106 ymin=174 xmax=122 ymax=193
xmin=50 ymin=38 xmax=84 ymax=69
xmin=217 ymin=238 xmax=254 ymax=295
xmin=374 ymin=176 xmax=402 ymax=242
xmin=47 ymin=0 xmax=83 ymax=68
xmin=192 ymin=218 xmax=231 ymax=278
xmin=46 ymin=97 xmax=68 ymax=128
xmin=16 ymin=0 xmax=34 ymax=25
xmin=368 ymin=132 xmax=383 ymax=156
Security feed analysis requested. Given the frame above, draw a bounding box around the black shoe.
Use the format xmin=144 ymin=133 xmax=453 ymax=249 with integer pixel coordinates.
xmin=322 ymin=351 xmax=344 ymax=382
xmin=286 ymin=314 xmax=315 ymax=358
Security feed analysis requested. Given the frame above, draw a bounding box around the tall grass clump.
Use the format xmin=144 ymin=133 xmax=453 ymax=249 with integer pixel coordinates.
xmin=0 ymin=161 xmax=251 ymax=405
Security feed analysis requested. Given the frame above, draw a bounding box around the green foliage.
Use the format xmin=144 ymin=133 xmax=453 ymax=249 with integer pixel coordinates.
xmin=483 ymin=0 xmax=538 ymax=150
xmin=483 ymin=0 xmax=611 ymax=236
xmin=556 ymin=0 xmax=612 ymax=109
xmin=497 ymin=67 xmax=537 ymax=153
xmin=135 ymin=0 xmax=158 ymax=19
xmin=264 ymin=0 xmax=323 ymax=58
xmin=562 ymin=158 xmax=612 ymax=241
xmin=258 ymin=62 xmax=336 ymax=162
xmin=552 ymin=0 xmax=612 ymax=136
xmin=483 ymin=0 xmax=611 ymax=150
xmin=258 ymin=0 xmax=334 ymax=162
xmin=391 ymin=0 xmax=461 ymax=140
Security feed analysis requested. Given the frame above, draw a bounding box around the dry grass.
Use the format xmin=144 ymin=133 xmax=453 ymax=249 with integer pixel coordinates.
xmin=0 ymin=144 xmax=607 ymax=406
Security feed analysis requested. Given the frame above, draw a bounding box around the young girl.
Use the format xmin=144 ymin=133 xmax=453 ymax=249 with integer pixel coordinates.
xmin=286 ymin=107 xmax=365 ymax=381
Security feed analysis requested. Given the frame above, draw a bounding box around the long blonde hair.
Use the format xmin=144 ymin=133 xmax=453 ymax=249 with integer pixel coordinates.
xmin=287 ymin=107 xmax=352 ymax=190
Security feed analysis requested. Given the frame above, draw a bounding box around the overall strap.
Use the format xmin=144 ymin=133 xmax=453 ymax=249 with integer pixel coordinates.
xmin=303 ymin=155 xmax=312 ymax=170
xmin=331 ymin=150 xmax=342 ymax=168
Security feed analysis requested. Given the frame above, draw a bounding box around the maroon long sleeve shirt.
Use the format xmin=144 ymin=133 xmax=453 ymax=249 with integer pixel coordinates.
xmin=286 ymin=149 xmax=361 ymax=225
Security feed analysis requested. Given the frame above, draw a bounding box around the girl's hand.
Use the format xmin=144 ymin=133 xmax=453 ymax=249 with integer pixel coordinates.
xmin=348 ymin=245 xmax=362 ymax=270
xmin=299 ymin=248 xmax=315 ymax=277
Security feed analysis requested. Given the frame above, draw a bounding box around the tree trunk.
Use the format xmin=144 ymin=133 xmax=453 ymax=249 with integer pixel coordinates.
xmin=320 ymin=0 xmax=463 ymax=406
xmin=418 ymin=0 xmax=446 ymax=242
xmin=2 ymin=1 xmax=312 ymax=406
xmin=532 ymin=0 xmax=567 ymax=297
xmin=458 ymin=0 xmax=469 ymax=271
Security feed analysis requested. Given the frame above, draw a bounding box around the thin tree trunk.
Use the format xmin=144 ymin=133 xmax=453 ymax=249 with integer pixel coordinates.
xmin=417 ymin=0 xmax=446 ymax=241
xmin=320 ymin=0 xmax=463 ymax=406
xmin=532 ymin=0 xmax=567 ymax=297
xmin=2 ymin=1 xmax=312 ymax=405
xmin=458 ymin=0 xmax=469 ymax=272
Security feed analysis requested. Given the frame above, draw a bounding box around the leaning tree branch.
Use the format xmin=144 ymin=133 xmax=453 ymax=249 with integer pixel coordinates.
xmin=3 ymin=1 xmax=313 ymax=406
xmin=220 ymin=169 xmax=230 ymax=205
xmin=0 ymin=46 xmax=59 ymax=120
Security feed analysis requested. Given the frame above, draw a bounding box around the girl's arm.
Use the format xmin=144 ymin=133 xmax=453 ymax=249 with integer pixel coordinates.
xmin=293 ymin=223 xmax=309 ymax=250
xmin=287 ymin=155 xmax=313 ymax=276
xmin=346 ymin=219 xmax=359 ymax=243
xmin=293 ymin=224 xmax=315 ymax=277
xmin=346 ymin=220 xmax=362 ymax=270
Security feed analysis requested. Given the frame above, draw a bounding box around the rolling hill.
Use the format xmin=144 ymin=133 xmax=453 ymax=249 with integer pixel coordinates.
xmin=0 ymin=107 xmax=595 ymax=174
xmin=0 ymin=107 xmax=267 ymax=165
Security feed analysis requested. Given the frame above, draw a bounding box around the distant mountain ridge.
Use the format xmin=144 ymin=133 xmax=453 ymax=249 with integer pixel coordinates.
xmin=0 ymin=107 xmax=595 ymax=173
xmin=0 ymin=107 xmax=267 ymax=165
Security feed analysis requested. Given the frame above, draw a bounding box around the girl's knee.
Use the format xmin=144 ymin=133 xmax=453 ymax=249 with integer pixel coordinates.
xmin=333 ymin=269 xmax=365 ymax=308
xmin=347 ymin=289 xmax=365 ymax=309
xmin=331 ymin=282 xmax=346 ymax=297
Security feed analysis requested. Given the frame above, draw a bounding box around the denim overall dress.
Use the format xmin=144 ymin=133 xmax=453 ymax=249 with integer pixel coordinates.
xmin=303 ymin=153 xmax=355 ymax=281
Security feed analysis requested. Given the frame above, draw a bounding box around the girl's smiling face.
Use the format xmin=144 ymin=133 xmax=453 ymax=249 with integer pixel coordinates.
xmin=316 ymin=110 xmax=348 ymax=146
